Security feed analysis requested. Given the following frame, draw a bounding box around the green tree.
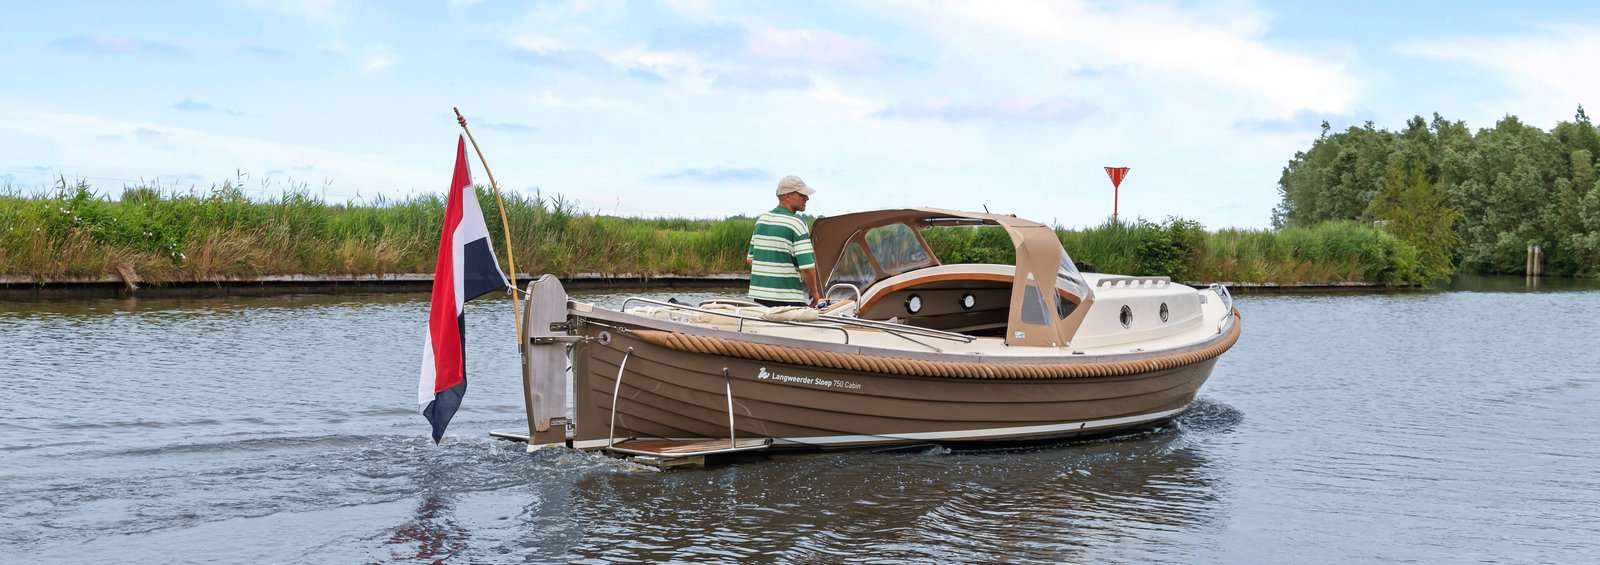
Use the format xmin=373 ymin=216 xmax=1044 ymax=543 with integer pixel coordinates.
xmin=1368 ymin=156 xmax=1462 ymax=282
xmin=1451 ymin=115 xmax=1567 ymax=273
xmin=1273 ymin=121 xmax=1398 ymax=228
xmin=1275 ymin=108 xmax=1600 ymax=276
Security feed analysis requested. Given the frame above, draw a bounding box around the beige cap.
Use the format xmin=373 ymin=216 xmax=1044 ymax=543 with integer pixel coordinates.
xmin=776 ymin=175 xmax=816 ymax=196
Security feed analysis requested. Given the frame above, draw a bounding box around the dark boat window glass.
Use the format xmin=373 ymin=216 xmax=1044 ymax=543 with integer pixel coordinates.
xmin=1055 ymin=251 xmax=1089 ymax=319
xmin=826 ymin=242 xmax=876 ymax=299
xmin=1021 ymin=274 xmax=1052 ymax=326
xmin=865 ymin=223 xmax=931 ymax=275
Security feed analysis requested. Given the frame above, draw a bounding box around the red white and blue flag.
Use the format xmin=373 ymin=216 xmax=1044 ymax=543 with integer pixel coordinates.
xmin=419 ymin=135 xmax=509 ymax=443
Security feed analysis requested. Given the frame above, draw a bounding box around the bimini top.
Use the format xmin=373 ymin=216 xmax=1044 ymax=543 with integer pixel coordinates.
xmin=810 ymin=208 xmax=1095 ymax=347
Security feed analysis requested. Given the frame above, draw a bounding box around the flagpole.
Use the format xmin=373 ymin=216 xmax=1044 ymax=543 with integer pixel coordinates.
xmin=454 ymin=108 xmax=523 ymax=344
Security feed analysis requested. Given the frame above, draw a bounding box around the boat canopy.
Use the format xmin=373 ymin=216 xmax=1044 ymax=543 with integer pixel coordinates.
xmin=811 ymin=208 xmax=1096 ymax=347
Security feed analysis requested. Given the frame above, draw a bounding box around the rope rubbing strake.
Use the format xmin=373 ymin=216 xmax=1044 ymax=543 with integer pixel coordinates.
xmin=631 ymin=310 xmax=1241 ymax=380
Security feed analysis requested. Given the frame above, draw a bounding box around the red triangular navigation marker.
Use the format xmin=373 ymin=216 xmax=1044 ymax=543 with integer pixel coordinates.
xmin=1104 ymin=166 xmax=1130 ymax=189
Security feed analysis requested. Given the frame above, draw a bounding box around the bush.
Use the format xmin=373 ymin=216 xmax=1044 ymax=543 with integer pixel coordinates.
xmin=924 ymin=226 xmax=1015 ymax=265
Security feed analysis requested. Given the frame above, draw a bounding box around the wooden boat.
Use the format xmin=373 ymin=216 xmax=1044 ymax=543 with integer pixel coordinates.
xmin=506 ymin=209 xmax=1240 ymax=461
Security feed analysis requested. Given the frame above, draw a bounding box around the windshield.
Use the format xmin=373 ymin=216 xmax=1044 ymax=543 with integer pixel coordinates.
xmin=1054 ymin=251 xmax=1089 ymax=318
xmin=864 ymin=223 xmax=931 ymax=275
xmin=825 ymin=242 xmax=875 ymax=299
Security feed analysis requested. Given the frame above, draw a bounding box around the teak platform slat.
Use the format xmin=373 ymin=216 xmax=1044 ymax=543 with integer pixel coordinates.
xmin=610 ymin=438 xmax=769 ymax=456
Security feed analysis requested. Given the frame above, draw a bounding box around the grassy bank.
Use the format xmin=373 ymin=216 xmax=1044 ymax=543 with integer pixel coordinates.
xmin=927 ymin=217 xmax=1426 ymax=285
xmin=0 ymin=180 xmax=754 ymax=282
xmin=1 ymin=181 xmax=1427 ymax=285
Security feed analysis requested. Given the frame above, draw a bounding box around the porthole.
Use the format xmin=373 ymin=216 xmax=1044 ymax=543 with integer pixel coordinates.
xmin=1160 ymin=303 xmax=1170 ymax=323
xmin=960 ymin=293 xmax=976 ymax=310
xmin=1119 ymin=305 xmax=1133 ymax=328
xmin=906 ymin=293 xmax=923 ymax=315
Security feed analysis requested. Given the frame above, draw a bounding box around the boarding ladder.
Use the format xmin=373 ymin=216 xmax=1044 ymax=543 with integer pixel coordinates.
xmin=604 ymin=348 xmax=770 ymax=464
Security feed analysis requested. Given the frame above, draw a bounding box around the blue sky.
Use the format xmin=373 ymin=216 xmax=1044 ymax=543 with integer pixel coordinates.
xmin=2 ymin=1 xmax=1597 ymax=228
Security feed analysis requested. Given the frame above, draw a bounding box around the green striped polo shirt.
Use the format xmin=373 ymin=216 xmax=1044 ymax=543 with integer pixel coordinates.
xmin=747 ymin=206 xmax=815 ymax=302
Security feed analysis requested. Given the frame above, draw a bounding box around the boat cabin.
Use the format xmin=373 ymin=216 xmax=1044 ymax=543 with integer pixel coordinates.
xmin=811 ymin=209 xmax=1096 ymax=348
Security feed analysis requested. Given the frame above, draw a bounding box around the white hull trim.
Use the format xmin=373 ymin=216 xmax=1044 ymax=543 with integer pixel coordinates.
xmin=567 ymin=405 xmax=1189 ymax=450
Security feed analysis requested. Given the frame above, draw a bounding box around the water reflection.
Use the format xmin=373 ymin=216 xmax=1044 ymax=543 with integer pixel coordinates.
xmin=1443 ymin=273 xmax=1600 ymax=293
xmin=555 ymin=400 xmax=1239 ymax=564
xmin=8 ymin=283 xmax=1599 ymax=563
xmin=370 ymin=496 xmax=470 ymax=565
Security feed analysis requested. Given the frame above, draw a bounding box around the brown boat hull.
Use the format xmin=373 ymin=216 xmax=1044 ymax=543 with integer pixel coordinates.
xmin=570 ymin=325 xmax=1218 ymax=451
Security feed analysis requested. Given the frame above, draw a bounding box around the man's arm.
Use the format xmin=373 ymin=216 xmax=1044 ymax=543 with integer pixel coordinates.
xmin=800 ymin=267 xmax=822 ymax=307
xmin=794 ymin=230 xmax=821 ymax=307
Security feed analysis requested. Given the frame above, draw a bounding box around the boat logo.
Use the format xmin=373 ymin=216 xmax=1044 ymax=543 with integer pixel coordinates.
xmin=756 ymin=367 xmax=862 ymax=390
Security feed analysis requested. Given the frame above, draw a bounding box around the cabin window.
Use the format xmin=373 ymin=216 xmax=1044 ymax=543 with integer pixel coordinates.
xmin=865 ymin=223 xmax=931 ymax=275
xmin=1055 ymin=251 xmax=1090 ymax=319
xmin=826 ymin=242 xmax=875 ymax=299
xmin=1020 ymin=273 xmax=1053 ymax=326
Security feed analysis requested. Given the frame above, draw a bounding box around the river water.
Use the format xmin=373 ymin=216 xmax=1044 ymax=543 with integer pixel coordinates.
xmin=2 ymin=278 xmax=1597 ymax=564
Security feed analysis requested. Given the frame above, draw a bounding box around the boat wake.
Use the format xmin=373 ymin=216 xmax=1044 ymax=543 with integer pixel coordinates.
xmin=1172 ymin=396 xmax=1245 ymax=434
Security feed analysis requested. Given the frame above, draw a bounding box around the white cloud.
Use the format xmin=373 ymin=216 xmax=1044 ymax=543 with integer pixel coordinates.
xmin=360 ymin=53 xmax=395 ymax=72
xmin=610 ymin=47 xmax=709 ymax=86
xmin=510 ymin=34 xmax=568 ymax=54
xmin=511 ymin=0 xmax=628 ymax=29
xmin=802 ymin=84 xmax=876 ymax=110
xmin=713 ymin=69 xmax=812 ymax=90
xmin=0 ymin=108 xmax=433 ymax=200
xmin=1402 ymin=23 xmax=1600 ymax=124
xmin=318 ymin=41 xmax=397 ymax=72
xmin=942 ymin=0 xmax=1354 ymax=114
xmin=659 ymin=0 xmax=712 ymax=14
xmin=744 ymin=27 xmax=904 ymax=73
xmin=875 ymin=96 xmax=1097 ymax=123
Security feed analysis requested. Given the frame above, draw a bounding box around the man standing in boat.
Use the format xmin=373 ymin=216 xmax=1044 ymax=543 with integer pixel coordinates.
xmin=748 ymin=175 xmax=822 ymax=307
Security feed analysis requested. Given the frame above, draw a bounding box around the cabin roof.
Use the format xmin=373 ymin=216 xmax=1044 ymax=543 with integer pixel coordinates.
xmin=811 ymin=208 xmax=1060 ymax=278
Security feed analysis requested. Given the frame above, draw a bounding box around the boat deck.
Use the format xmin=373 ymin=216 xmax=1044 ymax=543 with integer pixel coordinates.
xmin=610 ymin=286 xmax=1231 ymax=359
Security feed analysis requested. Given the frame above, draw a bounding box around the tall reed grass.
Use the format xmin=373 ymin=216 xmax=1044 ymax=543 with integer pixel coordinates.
xmin=0 ymin=179 xmax=752 ymax=281
xmin=1190 ymin=222 xmax=1423 ymax=283
xmin=0 ymin=180 xmax=1424 ymax=285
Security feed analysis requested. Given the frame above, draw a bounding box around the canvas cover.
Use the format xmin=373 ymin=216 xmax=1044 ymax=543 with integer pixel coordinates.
xmin=811 ymin=208 xmax=1094 ymax=347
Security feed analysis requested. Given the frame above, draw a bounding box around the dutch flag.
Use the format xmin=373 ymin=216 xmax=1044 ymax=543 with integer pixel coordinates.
xmin=419 ymin=135 xmax=509 ymax=443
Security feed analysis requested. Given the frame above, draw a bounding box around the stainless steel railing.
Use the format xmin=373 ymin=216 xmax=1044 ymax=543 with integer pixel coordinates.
xmin=617 ymin=296 xmax=978 ymax=347
xmin=620 ymin=297 xmax=853 ymax=344
xmin=606 ymin=347 xmax=634 ymax=449
xmin=825 ymin=282 xmax=863 ymax=317
xmin=1208 ymin=283 xmax=1234 ymax=330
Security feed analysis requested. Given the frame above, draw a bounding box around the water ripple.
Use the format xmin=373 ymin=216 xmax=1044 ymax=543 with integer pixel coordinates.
xmin=5 ymin=283 xmax=1600 ymax=563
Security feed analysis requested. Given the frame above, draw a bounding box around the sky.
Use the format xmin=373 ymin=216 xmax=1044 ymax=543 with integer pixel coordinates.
xmin=2 ymin=0 xmax=1598 ymax=229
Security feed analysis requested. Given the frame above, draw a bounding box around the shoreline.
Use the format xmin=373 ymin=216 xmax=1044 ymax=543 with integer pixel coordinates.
xmin=0 ymin=273 xmax=1416 ymax=300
